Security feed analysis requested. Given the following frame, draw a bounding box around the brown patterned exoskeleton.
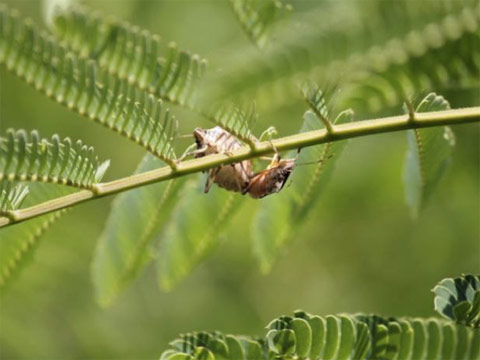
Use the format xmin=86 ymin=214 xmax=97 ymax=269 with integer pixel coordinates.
xmin=184 ymin=126 xmax=307 ymax=198
xmin=244 ymin=153 xmax=296 ymax=199
xmin=191 ymin=126 xmax=253 ymax=193
xmin=245 ymin=149 xmax=332 ymax=199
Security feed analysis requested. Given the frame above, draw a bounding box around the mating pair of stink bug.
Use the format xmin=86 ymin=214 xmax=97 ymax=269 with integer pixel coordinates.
xmin=186 ymin=126 xmax=296 ymax=199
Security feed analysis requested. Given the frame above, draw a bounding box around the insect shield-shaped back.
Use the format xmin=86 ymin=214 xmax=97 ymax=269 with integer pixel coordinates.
xmin=245 ymin=155 xmax=296 ymax=199
xmin=193 ymin=127 xmax=253 ymax=193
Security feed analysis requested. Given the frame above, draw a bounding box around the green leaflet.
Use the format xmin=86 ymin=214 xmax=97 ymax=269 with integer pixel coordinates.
xmin=0 ymin=7 xmax=177 ymax=163
xmin=341 ymin=30 xmax=480 ymax=112
xmin=92 ymin=154 xmax=185 ymax=306
xmin=158 ymin=175 xmax=242 ymax=291
xmin=0 ymin=184 xmax=70 ymax=288
xmin=206 ymin=102 xmax=258 ymax=146
xmin=403 ymin=93 xmax=455 ymax=218
xmin=356 ymin=315 xmax=389 ymax=359
xmin=425 ymin=319 xmax=442 ymax=359
xmin=52 ymin=6 xmax=207 ymax=109
xmin=161 ymin=309 xmax=480 ymax=360
xmin=229 ymin=0 xmax=292 ymax=49
xmin=266 ymin=328 xmax=296 ymax=356
xmin=51 ymin=7 xmax=263 ymax=140
xmin=0 ymin=129 xmax=108 ymax=289
xmin=396 ymin=320 xmax=414 ymax=360
xmin=385 ymin=322 xmax=402 ymax=360
xmin=293 ymin=311 xmax=327 ymax=359
xmin=290 ymin=318 xmax=312 ymax=357
xmin=176 ymin=332 xmax=230 ymax=360
xmin=251 ymin=109 xmax=353 ymax=273
xmin=206 ymin=0 xmax=479 ymax=112
xmin=0 ymin=181 xmax=28 ymax=212
xmin=433 ymin=274 xmax=480 ymax=327
xmin=0 ymin=129 xmax=109 ymax=190
xmin=337 ymin=316 xmax=357 ymax=360
xmin=323 ymin=315 xmax=340 ymax=359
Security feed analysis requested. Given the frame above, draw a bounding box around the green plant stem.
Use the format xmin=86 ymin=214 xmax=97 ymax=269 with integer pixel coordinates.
xmin=1 ymin=106 xmax=479 ymax=228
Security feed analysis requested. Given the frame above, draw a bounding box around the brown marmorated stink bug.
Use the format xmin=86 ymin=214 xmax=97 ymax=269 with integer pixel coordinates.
xmin=183 ymin=126 xmax=313 ymax=198
xmin=190 ymin=126 xmax=253 ymax=193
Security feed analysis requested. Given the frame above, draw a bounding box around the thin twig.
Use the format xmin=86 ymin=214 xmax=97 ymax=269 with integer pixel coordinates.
xmin=1 ymin=106 xmax=479 ymax=228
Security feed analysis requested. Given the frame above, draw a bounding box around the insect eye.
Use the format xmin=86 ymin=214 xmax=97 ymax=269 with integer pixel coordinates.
xmin=193 ymin=128 xmax=205 ymax=147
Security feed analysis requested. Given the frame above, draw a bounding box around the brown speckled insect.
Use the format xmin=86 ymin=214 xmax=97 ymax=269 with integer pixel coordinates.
xmin=186 ymin=127 xmax=311 ymax=198
xmin=244 ymin=153 xmax=297 ymax=199
xmin=191 ymin=126 xmax=253 ymax=193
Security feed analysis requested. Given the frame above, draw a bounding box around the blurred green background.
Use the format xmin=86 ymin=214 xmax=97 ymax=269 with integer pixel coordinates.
xmin=0 ymin=0 xmax=479 ymax=359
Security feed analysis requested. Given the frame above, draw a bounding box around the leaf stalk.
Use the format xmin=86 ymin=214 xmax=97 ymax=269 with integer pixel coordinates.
xmin=1 ymin=106 xmax=479 ymax=228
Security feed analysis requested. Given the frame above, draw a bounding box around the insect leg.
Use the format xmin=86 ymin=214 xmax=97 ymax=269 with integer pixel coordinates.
xmin=178 ymin=144 xmax=208 ymax=162
xmin=232 ymin=162 xmax=250 ymax=192
xmin=232 ymin=166 xmax=245 ymax=192
xmin=258 ymin=156 xmax=276 ymax=162
xmin=204 ymin=167 xmax=220 ymax=193
xmin=258 ymin=126 xmax=278 ymax=142
xmin=265 ymin=141 xmax=281 ymax=169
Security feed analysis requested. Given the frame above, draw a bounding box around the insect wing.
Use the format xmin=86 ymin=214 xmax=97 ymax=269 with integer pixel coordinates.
xmin=247 ymin=159 xmax=295 ymax=199
xmin=245 ymin=170 xmax=270 ymax=198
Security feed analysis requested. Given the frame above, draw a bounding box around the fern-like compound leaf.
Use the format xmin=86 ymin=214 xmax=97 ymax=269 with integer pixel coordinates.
xmin=434 ymin=274 xmax=480 ymax=328
xmin=206 ymin=102 xmax=258 ymax=147
xmin=162 ymin=331 xmax=261 ymax=360
xmin=0 ymin=181 xmax=29 ymax=213
xmin=92 ymin=154 xmax=186 ymax=307
xmin=207 ymin=0 xmax=479 ymax=112
xmin=403 ymin=93 xmax=455 ymax=218
xmin=229 ymin=0 xmax=292 ymax=49
xmin=52 ymin=6 xmax=207 ymax=110
xmin=301 ymin=83 xmax=333 ymax=131
xmin=251 ymin=105 xmax=352 ymax=273
xmin=158 ymin=176 xmax=242 ymax=291
xmin=0 ymin=7 xmax=178 ymax=164
xmin=343 ymin=27 xmax=480 ymax=112
xmin=0 ymin=129 xmax=109 ymax=190
xmin=48 ymin=6 xmax=262 ymax=140
xmin=0 ymin=184 xmax=71 ymax=288
xmin=161 ymin=310 xmax=480 ymax=359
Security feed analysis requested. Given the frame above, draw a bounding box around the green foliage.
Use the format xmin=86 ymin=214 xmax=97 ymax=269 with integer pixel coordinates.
xmin=160 ymin=276 xmax=480 ymax=358
xmin=403 ymin=93 xmax=455 ymax=217
xmin=158 ymin=176 xmax=242 ymax=291
xmin=229 ymin=0 xmax=292 ymax=49
xmin=52 ymin=6 xmax=207 ymax=110
xmin=0 ymin=184 xmax=70 ymax=288
xmin=301 ymin=83 xmax=334 ymax=130
xmin=342 ymin=29 xmax=480 ymax=112
xmin=161 ymin=308 xmax=480 ymax=360
xmin=92 ymin=154 xmax=186 ymax=306
xmin=0 ymin=7 xmax=178 ymax=163
xmin=207 ymin=0 xmax=479 ymax=111
xmin=0 ymin=0 xmax=478 ymax=310
xmin=0 ymin=127 xmax=106 ymax=292
xmin=50 ymin=6 xmax=269 ymax=142
xmin=0 ymin=129 xmax=109 ymax=190
xmin=434 ymin=274 xmax=480 ymax=328
xmin=207 ymin=102 xmax=258 ymax=147
xmin=251 ymin=101 xmax=352 ymax=273
xmin=0 ymin=1 xmax=478 ymax=358
xmin=50 ymin=6 xmax=266 ymax=141
xmin=0 ymin=182 xmax=28 ymax=213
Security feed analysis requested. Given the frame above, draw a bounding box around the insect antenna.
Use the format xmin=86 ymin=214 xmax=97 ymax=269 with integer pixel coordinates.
xmin=175 ymin=133 xmax=194 ymax=139
xmin=295 ymin=154 xmax=334 ymax=167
